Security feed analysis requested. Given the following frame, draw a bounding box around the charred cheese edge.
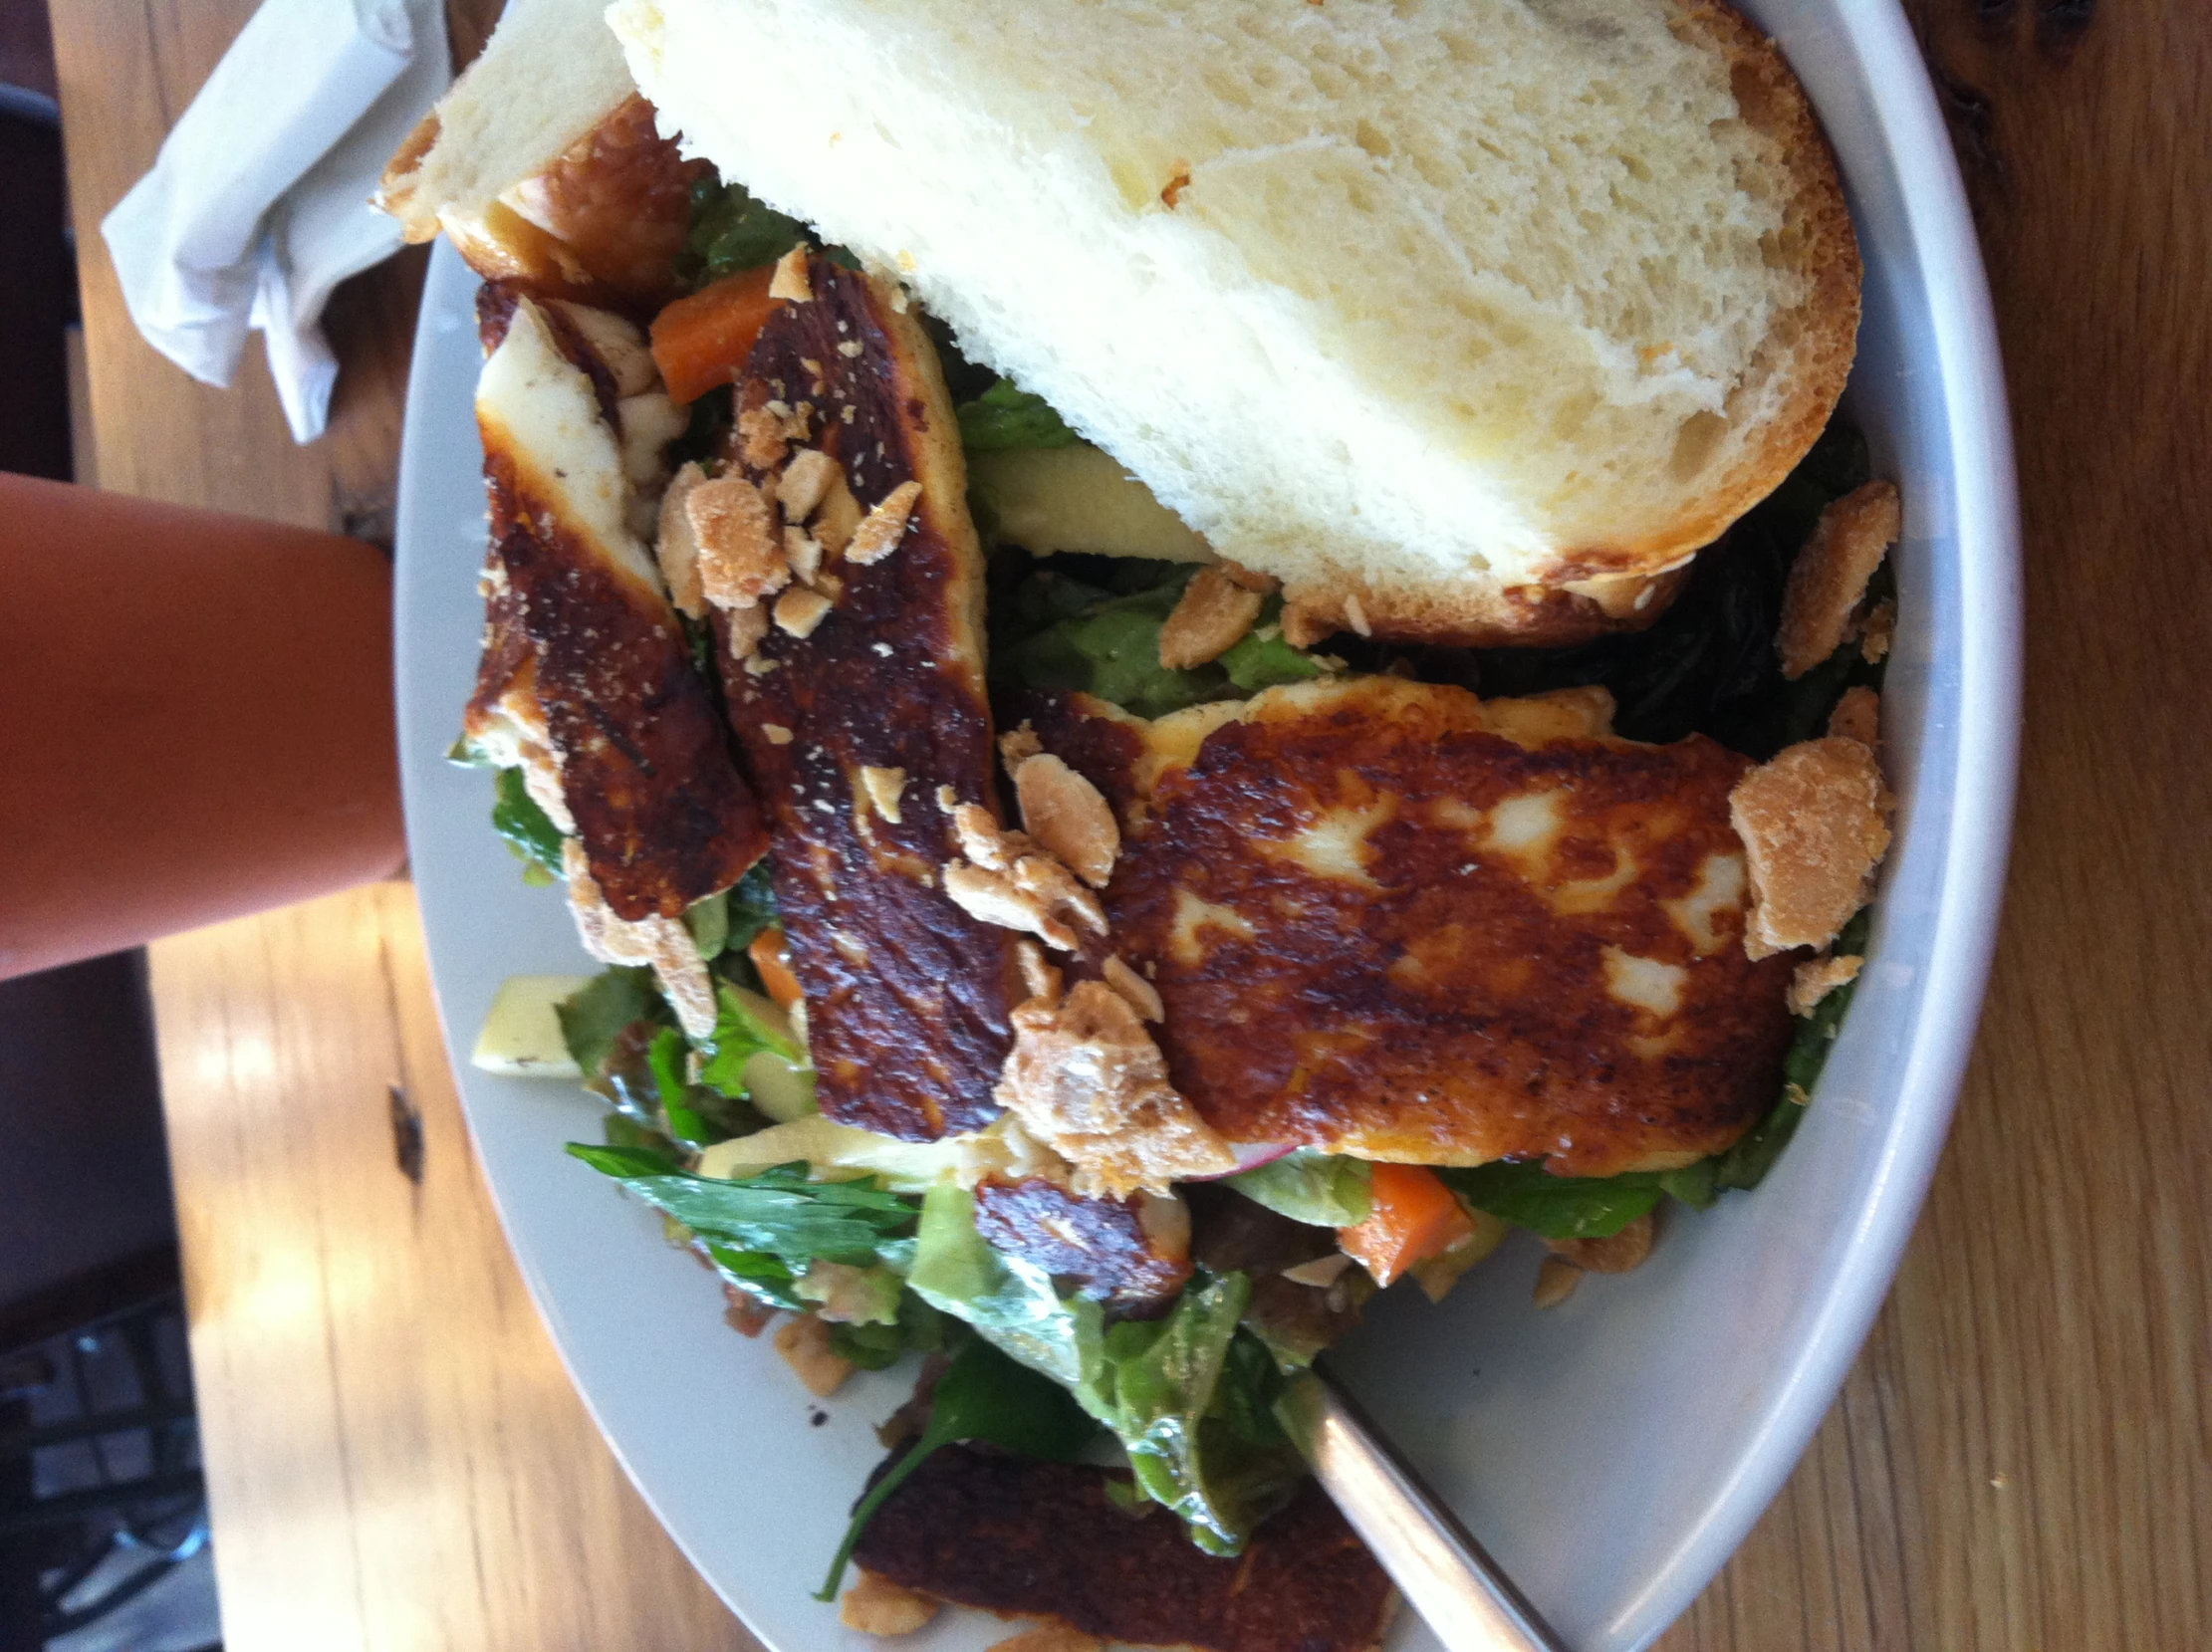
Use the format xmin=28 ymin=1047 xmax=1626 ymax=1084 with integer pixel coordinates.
xmin=476 ymin=290 xmax=768 ymax=919
xmin=1030 ymin=675 xmax=1797 ymax=1179
xmin=715 ymin=257 xmax=1021 ymax=1141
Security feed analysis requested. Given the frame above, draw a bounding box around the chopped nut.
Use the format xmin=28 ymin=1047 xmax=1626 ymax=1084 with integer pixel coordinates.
xmin=763 ymin=723 xmax=795 ymax=746
xmin=1281 ymin=1253 xmax=1353 ymax=1289
xmin=1788 ymin=952 xmax=1863 ymax=1016
xmin=1102 ymin=954 xmax=1163 ymax=1022
xmin=837 ymin=339 xmax=864 ymax=358
xmin=987 ymin=1626 xmax=1104 ymax=1652
xmin=688 ymin=476 xmax=790 ymax=610
xmin=768 ymin=246 xmax=813 ymax=303
xmin=942 ymin=861 xmax=1079 ymax=953
xmin=1548 ymin=1212 xmax=1654 ymax=1274
xmin=737 ymin=403 xmax=790 ymax=470
xmin=1280 ymin=602 xmax=1336 ymax=649
xmin=743 ymin=652 xmax=781 ymax=676
xmin=995 ymin=980 xmax=1238 ymax=1197
xmin=774 ymin=585 xmax=834 ymax=638
xmin=1016 ymin=939 xmax=1063 ymax=1005
xmin=778 ymin=447 xmax=842 ymax=522
xmin=813 ymin=571 xmax=846 ymax=603
xmin=952 ymin=803 xmax=1032 ymax=873
xmin=654 ymin=460 xmax=709 ymax=617
xmin=860 ymin=765 xmax=908 ymax=825
xmin=1158 ymin=567 xmax=1266 ymax=670
xmin=840 ymin=1572 xmax=939 ymax=1636
xmin=723 ymin=600 xmax=769 ymax=663
xmin=935 ymin=784 xmax=959 ymax=813
xmin=784 ymin=526 xmax=824 ymax=586
xmin=1221 ymin=560 xmax=1281 ymax=595
xmin=562 ymin=840 xmax=717 ymax=1038
xmin=1860 ymin=597 xmax=1897 ymax=664
xmin=774 ymin=1313 xmax=854 ymax=1397
xmin=1015 ymin=754 xmax=1119 ymax=887
xmin=1822 ymin=688 xmax=1877 ymax=750
xmin=1342 ymin=592 xmax=1373 ymax=637
xmin=814 ymin=475 xmax=863 ymax=558
xmin=999 ymin=722 xmax=1044 ymax=771
xmin=1731 ymin=737 xmax=1894 ymax=960
xmin=1011 ymin=854 xmax=1107 ymax=937
xmin=1779 ymin=481 xmax=1901 ymax=678
xmin=848 ymin=480 xmax=923 ymax=565
xmin=1533 ymin=1255 xmax=1583 ymax=1308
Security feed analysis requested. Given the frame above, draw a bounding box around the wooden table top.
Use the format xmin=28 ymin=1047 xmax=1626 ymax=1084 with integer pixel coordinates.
xmin=50 ymin=2 xmax=2209 ymax=1648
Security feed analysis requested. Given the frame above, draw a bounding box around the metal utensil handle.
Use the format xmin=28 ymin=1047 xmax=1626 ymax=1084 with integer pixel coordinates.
xmin=1276 ymin=1367 xmax=1574 ymax=1652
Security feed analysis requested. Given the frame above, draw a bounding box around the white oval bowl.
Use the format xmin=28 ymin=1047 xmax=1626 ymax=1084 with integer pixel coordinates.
xmin=393 ymin=3 xmax=2019 ymax=1645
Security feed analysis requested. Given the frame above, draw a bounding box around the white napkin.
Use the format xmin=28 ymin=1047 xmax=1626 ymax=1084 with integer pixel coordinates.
xmin=102 ymin=0 xmax=451 ymax=443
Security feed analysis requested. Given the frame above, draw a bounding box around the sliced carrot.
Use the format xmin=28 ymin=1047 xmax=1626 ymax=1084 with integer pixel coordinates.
xmin=1338 ymin=1164 xmax=1478 ymax=1289
xmin=748 ymin=925 xmax=805 ymax=1014
xmin=649 ymin=265 xmax=785 ymax=405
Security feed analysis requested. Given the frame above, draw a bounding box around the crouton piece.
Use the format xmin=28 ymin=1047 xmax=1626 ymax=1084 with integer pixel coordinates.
xmin=1778 ymin=481 xmax=1900 ymax=678
xmin=1730 ymin=737 xmax=1893 ymax=959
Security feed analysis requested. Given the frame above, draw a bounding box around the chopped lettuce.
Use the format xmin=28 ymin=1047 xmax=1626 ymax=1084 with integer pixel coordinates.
xmin=697 ymin=984 xmax=803 ymax=1096
xmin=681 ymin=176 xmax=807 ymax=286
xmin=564 ymin=1148 xmax=918 ymax=1269
xmin=490 ymin=767 xmax=564 ymax=883
xmin=1439 ymin=1161 xmax=1666 ymax=1241
xmin=956 ymin=378 xmax=1081 ymax=452
xmin=1224 ymin=1151 xmax=1371 ymax=1228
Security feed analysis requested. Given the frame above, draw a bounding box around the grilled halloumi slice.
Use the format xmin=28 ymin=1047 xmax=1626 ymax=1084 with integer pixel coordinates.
xmin=1029 ymin=675 xmax=1797 ymax=1178
xmin=707 ymin=256 xmax=1023 ymax=1141
xmin=475 ymin=290 xmax=768 ymax=923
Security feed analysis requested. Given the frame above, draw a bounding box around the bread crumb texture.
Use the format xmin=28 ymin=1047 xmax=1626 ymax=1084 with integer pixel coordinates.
xmin=1730 ymin=737 xmax=1893 ymax=960
xmin=610 ymin=0 xmax=1858 ymax=638
xmin=1778 ymin=480 xmax=1900 ymax=677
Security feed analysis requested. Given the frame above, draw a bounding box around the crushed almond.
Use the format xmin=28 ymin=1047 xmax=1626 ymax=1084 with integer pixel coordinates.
xmin=1158 ymin=566 xmax=1265 ymax=670
xmin=768 ymin=246 xmax=814 ymax=303
xmin=1548 ymin=1212 xmax=1654 ymax=1274
xmin=737 ymin=403 xmax=790 ymax=470
xmin=837 ymin=339 xmax=864 ymax=358
xmin=987 ymin=1625 xmax=1104 ymax=1652
xmin=777 ymin=447 xmax=842 ymax=522
xmin=860 ymin=765 xmax=908 ymax=825
xmin=942 ymin=861 xmax=1079 ymax=953
xmin=774 ymin=585 xmax=834 ymax=638
xmin=724 ymin=600 xmax=770 ymax=663
xmin=1010 ymin=854 xmax=1107 ymax=937
xmin=999 ymin=721 xmax=1044 ymax=771
xmin=935 ymin=784 xmax=959 ymax=813
xmin=562 ymin=840 xmax=717 ymax=1038
xmin=654 ymin=460 xmax=708 ymax=617
xmin=1342 ymin=592 xmax=1373 ymax=637
xmin=840 ymin=1572 xmax=939 ymax=1636
xmin=1778 ymin=480 xmax=1901 ymax=678
xmin=783 ymin=526 xmax=824 ymax=586
xmin=1102 ymin=954 xmax=1163 ymax=1022
xmin=995 ymin=980 xmax=1238 ymax=1197
xmin=1730 ymin=737 xmax=1895 ymax=960
xmin=774 ymin=1313 xmax=854 ymax=1397
xmin=1789 ymin=952 xmax=1863 ymax=1016
xmin=951 ymin=803 xmax=1031 ymax=873
xmin=1281 ymin=602 xmax=1336 ymax=649
xmin=743 ymin=651 xmax=780 ymax=676
xmin=1015 ymin=755 xmax=1119 ymax=888
xmin=1281 ymin=1253 xmax=1353 ymax=1289
xmin=1221 ymin=559 xmax=1281 ymax=595
xmin=688 ymin=476 xmax=789 ymax=610
xmin=813 ymin=474 xmax=863 ymax=559
xmin=1533 ymin=1256 xmax=1583 ymax=1309
xmin=1860 ymin=597 xmax=1897 ymax=664
xmin=848 ymin=480 xmax=923 ymax=565
xmin=762 ymin=723 xmax=794 ymax=746
xmin=1015 ymin=939 xmax=1062 ymax=1005
xmin=1828 ymin=685 xmax=1880 ymax=747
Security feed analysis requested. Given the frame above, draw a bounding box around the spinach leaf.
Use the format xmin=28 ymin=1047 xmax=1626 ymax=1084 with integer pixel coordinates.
xmin=1224 ymin=1151 xmax=1371 ymax=1228
xmin=684 ymin=890 xmax=730 ymax=961
xmin=556 ymin=968 xmax=664 ymax=1077
xmin=828 ymin=1318 xmax=907 ymax=1371
xmin=997 ymin=572 xmax=1228 ymax=717
xmin=646 ymin=1025 xmax=715 ymax=1146
xmin=681 ymin=176 xmax=808 ymax=286
xmin=602 ymin=1110 xmax=680 ymax=1167
xmin=957 ymin=378 xmax=1081 ymax=452
xmin=565 ymin=1148 xmax=917 ymax=1267
xmin=1440 ymin=1161 xmax=1665 ymax=1241
xmin=815 ymin=1334 xmax=1098 ymax=1599
xmin=491 ymin=767 xmax=564 ymax=882
xmin=721 ymin=860 xmax=781 ymax=958
xmin=703 ymin=1245 xmax=804 ymax=1311
xmin=697 ymin=984 xmax=802 ymax=1096
xmin=1219 ymin=603 xmax=1327 ymax=693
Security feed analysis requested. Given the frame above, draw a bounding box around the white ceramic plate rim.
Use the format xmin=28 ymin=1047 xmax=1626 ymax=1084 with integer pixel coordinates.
xmin=392 ymin=4 xmax=2019 ymax=1645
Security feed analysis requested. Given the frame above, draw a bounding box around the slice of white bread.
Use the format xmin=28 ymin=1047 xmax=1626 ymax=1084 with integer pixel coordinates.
xmin=378 ymin=0 xmax=654 ymax=299
xmin=613 ymin=0 xmax=1858 ymax=644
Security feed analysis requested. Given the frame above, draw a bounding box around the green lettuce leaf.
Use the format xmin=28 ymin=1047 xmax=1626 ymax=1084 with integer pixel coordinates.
xmin=682 ymin=176 xmax=807 ymax=285
xmin=1224 ymin=1151 xmax=1371 ymax=1228
xmin=906 ymin=1184 xmax=1106 ymax=1397
xmin=564 ymin=1148 xmax=916 ymax=1267
xmin=1219 ymin=604 xmax=1327 ymax=693
xmin=956 ymin=378 xmax=1081 ymax=452
xmin=556 ymin=968 xmax=663 ymax=1078
xmin=683 ymin=890 xmax=730 ymax=961
xmin=721 ymin=860 xmax=781 ymax=960
xmin=1440 ymin=1161 xmax=1665 ymax=1241
xmin=491 ymin=767 xmax=564 ymax=882
xmin=697 ymin=984 xmax=803 ymax=1096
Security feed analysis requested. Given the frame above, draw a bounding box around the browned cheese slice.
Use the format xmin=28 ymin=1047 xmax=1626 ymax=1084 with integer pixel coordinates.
xmin=714 ymin=256 xmax=1020 ymax=1140
xmin=1026 ymin=675 xmax=1798 ymax=1178
xmin=972 ymin=1176 xmax=1191 ymax=1315
xmin=852 ymin=1447 xmax=1395 ymax=1652
xmin=476 ymin=286 xmax=767 ymax=919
